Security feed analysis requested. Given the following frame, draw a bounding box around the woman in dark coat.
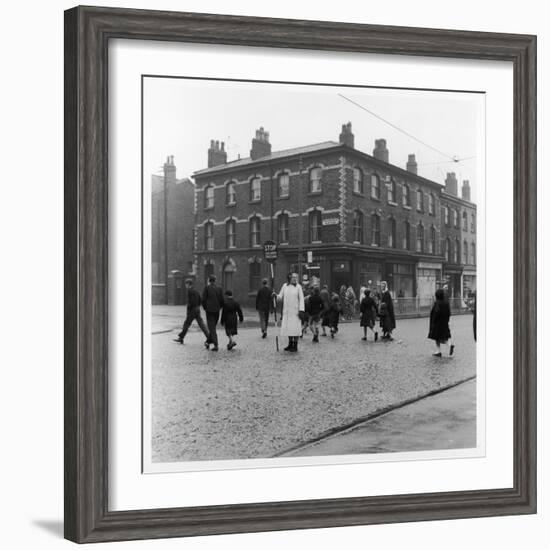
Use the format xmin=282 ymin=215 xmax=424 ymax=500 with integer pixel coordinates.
xmin=428 ymin=288 xmax=455 ymax=357
xmin=220 ymin=290 xmax=244 ymax=350
xmin=379 ymin=281 xmax=396 ymax=339
xmin=327 ymin=294 xmax=342 ymax=338
xmin=360 ymin=289 xmax=378 ymax=341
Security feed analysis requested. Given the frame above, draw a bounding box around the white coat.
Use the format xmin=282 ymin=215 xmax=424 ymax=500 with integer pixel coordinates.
xmin=277 ymin=283 xmax=305 ymax=337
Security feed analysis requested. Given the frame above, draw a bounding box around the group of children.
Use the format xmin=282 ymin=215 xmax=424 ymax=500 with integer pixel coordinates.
xmin=300 ymin=287 xmax=393 ymax=342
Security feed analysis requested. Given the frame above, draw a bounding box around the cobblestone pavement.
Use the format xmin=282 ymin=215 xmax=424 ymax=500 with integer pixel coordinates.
xmin=150 ymin=314 xmax=476 ymax=463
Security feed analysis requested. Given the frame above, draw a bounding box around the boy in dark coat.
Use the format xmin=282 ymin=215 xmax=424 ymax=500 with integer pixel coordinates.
xmin=428 ymin=288 xmax=455 ymax=357
xmin=359 ymin=289 xmax=378 ymax=341
xmin=173 ymin=279 xmax=210 ymax=346
xmin=306 ymin=286 xmax=324 ymax=343
xmin=327 ymin=294 xmax=342 ymax=338
xmin=220 ymin=290 xmax=244 ymax=350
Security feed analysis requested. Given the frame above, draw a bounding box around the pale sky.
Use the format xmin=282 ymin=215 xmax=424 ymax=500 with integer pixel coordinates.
xmin=143 ymin=77 xmax=483 ymax=202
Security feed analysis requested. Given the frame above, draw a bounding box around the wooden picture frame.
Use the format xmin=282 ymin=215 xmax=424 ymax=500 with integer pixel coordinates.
xmin=64 ymin=5 xmax=537 ymax=543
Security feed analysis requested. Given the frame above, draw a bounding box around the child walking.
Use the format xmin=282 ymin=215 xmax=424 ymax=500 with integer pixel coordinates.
xmin=220 ymin=290 xmax=244 ymax=350
xmin=306 ymin=286 xmax=324 ymax=343
xmin=359 ymin=289 xmax=379 ymax=341
xmin=327 ymin=294 xmax=342 ymax=338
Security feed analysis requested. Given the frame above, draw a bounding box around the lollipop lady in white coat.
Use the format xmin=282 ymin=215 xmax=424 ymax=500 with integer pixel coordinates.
xmin=276 ymin=272 xmax=305 ymax=352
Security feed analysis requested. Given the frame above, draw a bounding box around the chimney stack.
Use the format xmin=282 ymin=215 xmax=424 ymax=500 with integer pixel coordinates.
xmin=445 ymin=172 xmax=458 ymax=196
xmin=250 ymin=127 xmax=272 ymax=160
xmin=462 ymin=180 xmax=471 ymax=201
xmin=373 ymin=139 xmax=389 ymax=163
xmin=163 ymin=155 xmax=176 ymax=184
xmin=339 ymin=121 xmax=354 ymax=148
xmin=406 ymin=154 xmax=418 ymax=175
xmin=207 ymin=139 xmax=227 ymax=168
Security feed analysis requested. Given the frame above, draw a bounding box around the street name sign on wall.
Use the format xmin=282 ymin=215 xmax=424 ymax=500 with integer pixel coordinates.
xmin=263 ymin=240 xmax=278 ymax=262
xmin=322 ymin=217 xmax=339 ymax=226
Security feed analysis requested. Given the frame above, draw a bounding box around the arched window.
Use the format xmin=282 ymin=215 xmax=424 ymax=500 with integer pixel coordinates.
xmin=416 ymin=189 xmax=424 ymax=212
xmin=309 ymin=209 xmax=322 ymax=242
xmin=463 ymin=240 xmax=469 ymax=264
xmin=428 ymin=193 xmax=435 ymax=215
xmin=454 ymin=239 xmax=460 ymax=263
xmin=429 ymin=226 xmax=436 ymax=254
xmin=353 ymin=168 xmax=364 ymax=195
xmin=309 ymin=167 xmax=322 ymax=193
xmin=402 ymin=184 xmax=411 ymax=207
xmin=204 ymin=222 xmax=214 ymax=251
xmin=250 ymin=176 xmax=261 ymax=202
xmin=462 ymin=211 xmax=468 ymax=230
xmin=402 ymin=221 xmax=411 ymax=250
xmin=278 ymin=172 xmax=290 ymax=198
xmin=204 ymin=184 xmax=215 ymax=209
xmin=388 ymin=217 xmax=396 ymax=248
xmin=226 ymin=181 xmax=236 ymax=205
xmin=277 ymin=213 xmax=289 ymax=244
xmin=388 ymin=178 xmax=396 ymax=203
xmin=445 ymin=238 xmax=451 ymax=261
xmin=471 ymin=242 xmax=476 ymax=265
xmin=249 ymin=216 xmax=261 ymax=247
xmin=371 ymin=174 xmax=380 ymax=200
xmin=352 ymin=210 xmax=364 ymax=243
xmin=226 ymin=219 xmax=236 ymax=249
xmin=371 ymin=214 xmax=381 ymax=246
xmin=249 ymin=260 xmax=261 ymax=292
xmin=416 ymin=223 xmax=424 ymax=252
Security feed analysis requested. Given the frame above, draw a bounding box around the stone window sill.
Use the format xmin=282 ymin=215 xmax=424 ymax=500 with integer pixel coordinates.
xmin=387 ymin=200 xmax=398 ymax=206
xmin=403 ymin=205 xmax=412 ymax=210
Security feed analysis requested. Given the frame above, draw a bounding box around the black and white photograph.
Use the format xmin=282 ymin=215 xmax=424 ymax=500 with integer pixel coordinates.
xmin=143 ymin=76 xmax=482 ymax=470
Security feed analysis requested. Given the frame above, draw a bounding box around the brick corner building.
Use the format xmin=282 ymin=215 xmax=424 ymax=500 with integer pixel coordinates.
xmin=191 ymin=123 xmax=477 ymax=307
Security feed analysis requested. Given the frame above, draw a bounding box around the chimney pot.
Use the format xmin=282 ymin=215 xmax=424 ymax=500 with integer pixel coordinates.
xmin=373 ymin=138 xmax=389 ymax=163
xmin=339 ymin=121 xmax=354 ymax=148
xmin=250 ymin=126 xmax=272 ymax=160
xmin=406 ymin=154 xmax=418 ymax=175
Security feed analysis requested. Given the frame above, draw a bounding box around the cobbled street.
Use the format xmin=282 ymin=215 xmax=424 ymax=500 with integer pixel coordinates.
xmin=151 ymin=313 xmax=476 ymax=463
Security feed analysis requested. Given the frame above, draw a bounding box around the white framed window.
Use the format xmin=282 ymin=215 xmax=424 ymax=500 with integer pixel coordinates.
xmin=371 ymin=214 xmax=381 ymax=246
xmin=250 ymin=177 xmax=261 ymax=202
xmin=309 ymin=167 xmax=322 ymax=193
xmin=402 ymin=184 xmax=410 ymax=207
xmin=416 ymin=223 xmax=424 ymax=252
xmin=278 ymin=172 xmax=290 ymax=198
xmin=309 ymin=210 xmax=322 ymax=242
xmin=205 ymin=184 xmax=215 ymax=209
xmin=226 ymin=181 xmax=236 ymax=205
xmin=277 ymin=213 xmax=289 ymax=243
xmin=371 ymin=173 xmax=380 ymax=199
xmin=352 ymin=210 xmax=364 ymax=243
xmin=250 ymin=216 xmax=261 ymax=247
xmin=226 ymin=219 xmax=236 ymax=248
xmin=205 ymin=222 xmax=214 ymax=250
xmin=388 ymin=217 xmax=396 ymax=248
xmin=353 ymin=168 xmax=364 ymax=194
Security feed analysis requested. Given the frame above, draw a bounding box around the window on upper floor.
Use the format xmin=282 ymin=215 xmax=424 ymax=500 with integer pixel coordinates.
xmin=226 ymin=219 xmax=236 ymax=249
xmin=371 ymin=173 xmax=380 ymax=200
xmin=205 ymin=185 xmax=215 ymax=209
xmin=403 ymin=221 xmax=411 ymax=250
xmin=309 ymin=209 xmax=322 ymax=242
xmin=371 ymin=214 xmax=381 ymax=246
xmin=388 ymin=217 xmax=396 ymax=248
xmin=454 ymin=239 xmax=460 ymax=263
xmin=471 ymin=213 xmax=476 ymax=233
xmin=444 ymin=205 xmax=450 ymax=226
xmin=205 ymin=222 xmax=214 ymax=251
xmin=249 ymin=216 xmax=261 ymax=247
xmin=278 ymin=172 xmax=290 ymax=198
xmin=250 ymin=177 xmax=261 ymax=202
xmin=471 ymin=242 xmax=476 ymax=265
xmin=226 ymin=181 xmax=236 ymax=205
xmin=402 ymin=184 xmax=411 ymax=207
xmin=352 ymin=210 xmax=364 ymax=243
xmin=462 ymin=211 xmax=468 ymax=230
xmin=416 ymin=189 xmax=424 ymax=212
xmin=309 ymin=167 xmax=322 ymax=193
xmin=453 ymin=209 xmax=459 ymax=228
xmin=429 ymin=226 xmax=436 ymax=254
xmin=277 ymin=213 xmax=289 ymax=244
xmin=428 ymin=193 xmax=435 ymax=215
xmin=388 ymin=178 xmax=396 ymax=203
xmin=463 ymin=240 xmax=469 ymax=264
xmin=353 ymin=168 xmax=364 ymax=195
xmin=416 ymin=223 xmax=424 ymax=253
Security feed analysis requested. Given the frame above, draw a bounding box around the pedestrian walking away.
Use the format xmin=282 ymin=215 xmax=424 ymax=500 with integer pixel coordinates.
xmin=276 ymin=272 xmax=305 ymax=352
xmin=255 ymin=277 xmax=272 ymax=339
xmin=220 ymin=290 xmax=244 ymax=350
xmin=306 ymin=286 xmax=324 ymax=343
xmin=173 ymin=279 xmax=211 ymax=345
xmin=327 ymin=294 xmax=342 ymax=338
xmin=319 ymin=284 xmax=331 ymax=337
xmin=428 ymin=288 xmax=455 ymax=357
xmin=202 ymin=274 xmax=225 ymax=351
xmin=379 ymin=281 xmax=396 ymax=340
xmin=360 ymin=289 xmax=379 ymax=341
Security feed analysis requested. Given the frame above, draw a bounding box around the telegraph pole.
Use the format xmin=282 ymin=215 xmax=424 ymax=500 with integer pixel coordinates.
xmin=297 ymin=156 xmax=304 ymax=280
